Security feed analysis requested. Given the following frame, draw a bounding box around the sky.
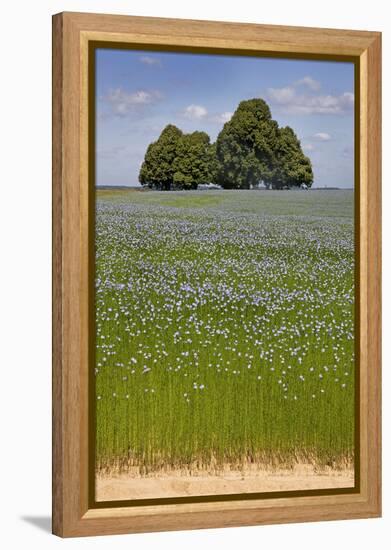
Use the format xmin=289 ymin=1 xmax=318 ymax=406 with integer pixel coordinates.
xmin=95 ymin=48 xmax=355 ymax=188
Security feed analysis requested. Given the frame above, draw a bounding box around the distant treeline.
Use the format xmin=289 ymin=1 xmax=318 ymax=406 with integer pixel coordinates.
xmin=139 ymin=98 xmax=313 ymax=191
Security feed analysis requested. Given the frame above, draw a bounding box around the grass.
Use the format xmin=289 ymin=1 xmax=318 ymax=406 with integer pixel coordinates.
xmin=95 ymin=189 xmax=355 ymax=475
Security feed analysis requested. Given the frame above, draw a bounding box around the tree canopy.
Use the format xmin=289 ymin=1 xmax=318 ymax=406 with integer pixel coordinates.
xmin=139 ymin=126 xmax=214 ymax=190
xmin=268 ymin=126 xmax=313 ymax=189
xmin=214 ymin=99 xmax=278 ymax=189
xmin=172 ymin=131 xmax=215 ymax=190
xmin=139 ymin=124 xmax=183 ymax=191
xmin=138 ymin=98 xmax=314 ymax=190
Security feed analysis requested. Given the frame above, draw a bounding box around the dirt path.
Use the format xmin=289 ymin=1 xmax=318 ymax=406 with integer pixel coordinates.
xmin=96 ymin=465 xmax=354 ymax=501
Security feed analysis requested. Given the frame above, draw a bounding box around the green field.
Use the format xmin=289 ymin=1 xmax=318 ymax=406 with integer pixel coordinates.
xmin=95 ymin=189 xmax=355 ymax=474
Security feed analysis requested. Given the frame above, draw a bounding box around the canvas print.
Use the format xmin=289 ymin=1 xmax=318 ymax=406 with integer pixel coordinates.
xmin=93 ymin=48 xmax=356 ymax=502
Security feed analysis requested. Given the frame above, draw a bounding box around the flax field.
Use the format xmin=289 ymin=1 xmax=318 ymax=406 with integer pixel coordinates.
xmin=94 ymin=189 xmax=355 ymax=475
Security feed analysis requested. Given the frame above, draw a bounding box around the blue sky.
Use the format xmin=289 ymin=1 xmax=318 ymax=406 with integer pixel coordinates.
xmin=96 ymin=48 xmax=355 ymax=188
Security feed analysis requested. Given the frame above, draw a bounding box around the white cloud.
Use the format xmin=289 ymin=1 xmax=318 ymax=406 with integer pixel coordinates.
xmin=303 ymin=143 xmax=315 ymax=151
xmin=182 ymin=104 xmax=208 ymax=119
xmin=139 ymin=56 xmax=161 ymax=66
xmin=267 ymin=86 xmax=354 ymax=115
xmin=106 ymin=88 xmax=162 ymax=116
xmin=295 ymin=76 xmax=321 ymax=91
xmin=181 ymin=107 xmax=234 ymax=125
xmin=213 ymin=111 xmax=233 ymax=123
xmin=314 ymin=132 xmax=332 ymax=141
xmin=267 ymin=87 xmax=295 ymax=104
xmin=181 ymin=107 xmax=232 ymax=124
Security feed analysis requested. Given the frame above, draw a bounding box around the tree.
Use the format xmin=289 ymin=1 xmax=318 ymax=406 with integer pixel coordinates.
xmin=138 ymin=99 xmax=314 ymax=191
xmin=172 ymin=131 xmax=214 ymax=190
xmin=139 ymin=124 xmax=183 ymax=190
xmin=214 ymin=99 xmax=278 ymax=189
xmin=269 ymin=126 xmax=313 ymax=189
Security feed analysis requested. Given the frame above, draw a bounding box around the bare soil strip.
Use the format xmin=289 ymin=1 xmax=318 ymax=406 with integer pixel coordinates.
xmin=96 ymin=464 xmax=354 ymax=501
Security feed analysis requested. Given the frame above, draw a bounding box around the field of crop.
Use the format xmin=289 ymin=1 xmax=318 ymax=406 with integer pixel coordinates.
xmin=94 ymin=189 xmax=355 ymax=475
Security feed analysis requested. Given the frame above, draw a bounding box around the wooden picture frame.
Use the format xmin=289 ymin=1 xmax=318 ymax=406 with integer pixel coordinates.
xmin=52 ymin=11 xmax=381 ymax=537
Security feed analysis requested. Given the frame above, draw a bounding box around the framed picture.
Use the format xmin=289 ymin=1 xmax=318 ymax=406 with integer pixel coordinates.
xmin=52 ymin=12 xmax=381 ymax=537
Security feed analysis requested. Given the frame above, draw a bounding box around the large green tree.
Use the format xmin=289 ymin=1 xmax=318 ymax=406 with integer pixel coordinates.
xmin=172 ymin=131 xmax=215 ymax=190
xmin=139 ymin=124 xmax=183 ymax=190
xmin=214 ymin=99 xmax=278 ymax=189
xmin=139 ymin=99 xmax=314 ymax=191
xmin=269 ymin=126 xmax=314 ymax=189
